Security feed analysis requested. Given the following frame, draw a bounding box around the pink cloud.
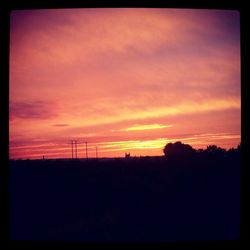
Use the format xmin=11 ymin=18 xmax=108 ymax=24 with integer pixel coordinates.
xmin=10 ymin=100 xmax=58 ymax=121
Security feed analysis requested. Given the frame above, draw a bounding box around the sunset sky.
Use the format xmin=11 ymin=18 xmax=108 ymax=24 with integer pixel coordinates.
xmin=10 ymin=8 xmax=241 ymax=159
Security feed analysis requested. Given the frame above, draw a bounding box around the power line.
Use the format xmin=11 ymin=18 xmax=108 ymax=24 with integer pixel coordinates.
xmin=68 ymin=140 xmax=99 ymax=160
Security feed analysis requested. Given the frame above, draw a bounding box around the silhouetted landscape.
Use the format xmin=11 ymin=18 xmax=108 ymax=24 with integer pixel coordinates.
xmin=9 ymin=142 xmax=240 ymax=242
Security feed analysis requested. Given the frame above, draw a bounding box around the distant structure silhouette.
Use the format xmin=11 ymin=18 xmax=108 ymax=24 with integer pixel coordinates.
xmin=125 ymin=152 xmax=130 ymax=158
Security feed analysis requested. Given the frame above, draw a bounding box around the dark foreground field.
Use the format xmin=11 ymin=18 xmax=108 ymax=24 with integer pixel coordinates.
xmin=9 ymin=155 xmax=240 ymax=242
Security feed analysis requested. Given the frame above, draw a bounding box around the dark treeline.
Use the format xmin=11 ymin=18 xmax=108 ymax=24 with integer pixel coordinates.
xmin=163 ymin=141 xmax=241 ymax=159
xmin=9 ymin=141 xmax=240 ymax=242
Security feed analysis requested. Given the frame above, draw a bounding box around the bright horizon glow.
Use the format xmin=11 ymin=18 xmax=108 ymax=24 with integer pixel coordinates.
xmin=10 ymin=8 xmax=241 ymax=159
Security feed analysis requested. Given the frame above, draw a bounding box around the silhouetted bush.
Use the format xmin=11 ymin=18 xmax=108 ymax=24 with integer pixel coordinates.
xmin=163 ymin=141 xmax=196 ymax=159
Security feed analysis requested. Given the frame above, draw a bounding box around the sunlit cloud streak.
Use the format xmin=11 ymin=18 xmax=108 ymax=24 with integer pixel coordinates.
xmin=118 ymin=124 xmax=173 ymax=132
xmin=52 ymin=124 xmax=69 ymax=127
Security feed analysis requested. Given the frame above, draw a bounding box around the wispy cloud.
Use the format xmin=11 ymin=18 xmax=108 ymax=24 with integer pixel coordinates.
xmin=10 ymin=101 xmax=57 ymax=120
xmin=52 ymin=124 xmax=69 ymax=127
xmin=119 ymin=124 xmax=173 ymax=132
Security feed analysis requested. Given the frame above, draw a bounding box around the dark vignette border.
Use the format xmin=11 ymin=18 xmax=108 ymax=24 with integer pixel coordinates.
xmin=0 ymin=0 xmax=249 ymax=249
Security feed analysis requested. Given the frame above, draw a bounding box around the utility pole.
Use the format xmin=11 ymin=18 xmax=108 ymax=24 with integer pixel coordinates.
xmin=75 ymin=140 xmax=78 ymax=159
xmin=70 ymin=140 xmax=79 ymax=159
xmin=71 ymin=140 xmax=74 ymax=159
xmin=86 ymin=142 xmax=88 ymax=160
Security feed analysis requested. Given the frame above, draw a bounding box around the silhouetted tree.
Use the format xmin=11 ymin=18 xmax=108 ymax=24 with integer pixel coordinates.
xmin=196 ymin=148 xmax=204 ymax=153
xmin=163 ymin=141 xmax=195 ymax=159
xmin=227 ymin=143 xmax=241 ymax=158
xmin=204 ymin=145 xmax=226 ymax=157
